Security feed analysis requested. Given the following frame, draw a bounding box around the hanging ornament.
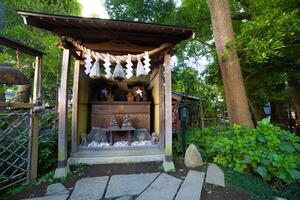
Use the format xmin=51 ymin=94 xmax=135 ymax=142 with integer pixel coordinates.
xmin=143 ymin=51 xmax=151 ymax=75
xmin=84 ymin=49 xmax=92 ymax=75
xmin=104 ymin=53 xmax=112 ymax=79
xmin=89 ymin=59 xmax=101 ymax=79
xmin=136 ymin=56 xmax=145 ymax=77
xmin=125 ymin=54 xmax=133 ymax=79
xmin=113 ymin=60 xmax=125 ymax=81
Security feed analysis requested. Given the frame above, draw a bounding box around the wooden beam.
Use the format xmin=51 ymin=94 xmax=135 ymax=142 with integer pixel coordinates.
xmin=71 ymin=59 xmax=80 ymax=153
xmin=159 ymin=64 xmax=165 ymax=151
xmin=54 ymin=49 xmax=70 ymax=178
xmin=28 ymin=56 xmax=42 ymax=181
xmin=84 ymin=42 xmax=156 ymax=53
xmin=0 ymin=35 xmax=44 ymax=57
xmin=164 ymin=52 xmax=172 ymax=158
xmin=0 ymin=102 xmax=34 ymax=108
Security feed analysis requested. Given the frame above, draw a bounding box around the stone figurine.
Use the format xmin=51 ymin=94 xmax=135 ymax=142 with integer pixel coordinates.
xmin=122 ymin=115 xmax=132 ymax=128
xmin=80 ymin=133 xmax=87 ymax=147
xmin=151 ymin=132 xmax=159 ymax=144
xmin=109 ymin=115 xmax=119 ymax=128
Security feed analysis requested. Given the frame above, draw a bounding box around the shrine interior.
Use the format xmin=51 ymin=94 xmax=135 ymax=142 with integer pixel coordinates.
xmin=76 ymin=55 xmax=164 ymax=150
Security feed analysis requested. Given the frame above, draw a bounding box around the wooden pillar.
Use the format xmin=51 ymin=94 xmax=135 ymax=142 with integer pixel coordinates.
xmin=71 ymin=59 xmax=80 ymax=153
xmin=163 ymin=51 xmax=175 ymax=171
xmin=159 ymin=64 xmax=165 ymax=150
xmin=27 ymin=56 xmax=42 ymax=181
xmin=54 ymin=49 xmax=71 ymax=178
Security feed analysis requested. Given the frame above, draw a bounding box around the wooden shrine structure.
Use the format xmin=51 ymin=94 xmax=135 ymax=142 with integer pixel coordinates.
xmin=18 ymin=11 xmax=195 ymax=177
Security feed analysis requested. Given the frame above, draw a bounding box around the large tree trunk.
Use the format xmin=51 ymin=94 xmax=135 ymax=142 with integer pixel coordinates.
xmin=208 ymin=0 xmax=254 ymax=127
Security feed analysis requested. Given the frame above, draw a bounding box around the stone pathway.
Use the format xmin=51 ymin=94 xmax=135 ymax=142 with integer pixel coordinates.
xmin=205 ymin=163 xmax=225 ymax=187
xmin=24 ymin=163 xmax=226 ymax=200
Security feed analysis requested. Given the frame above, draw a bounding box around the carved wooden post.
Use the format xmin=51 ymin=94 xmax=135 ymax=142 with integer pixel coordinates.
xmin=54 ymin=49 xmax=70 ymax=178
xmin=163 ymin=51 xmax=175 ymax=171
xmin=28 ymin=56 xmax=42 ymax=181
xmin=71 ymin=59 xmax=80 ymax=153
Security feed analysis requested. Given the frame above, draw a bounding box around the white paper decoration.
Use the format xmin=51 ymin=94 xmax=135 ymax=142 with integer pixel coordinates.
xmin=136 ymin=56 xmax=145 ymax=77
xmin=125 ymin=54 xmax=133 ymax=79
xmin=104 ymin=53 xmax=112 ymax=79
xmin=89 ymin=59 xmax=100 ymax=79
xmin=143 ymin=51 xmax=151 ymax=75
xmin=84 ymin=49 xmax=92 ymax=75
xmin=113 ymin=60 xmax=125 ymax=80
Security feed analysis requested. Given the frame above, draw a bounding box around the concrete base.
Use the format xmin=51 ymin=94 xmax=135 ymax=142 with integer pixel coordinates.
xmin=163 ymin=160 xmax=175 ymax=172
xmin=68 ymin=154 xmax=164 ymax=165
xmin=54 ymin=165 xmax=70 ymax=179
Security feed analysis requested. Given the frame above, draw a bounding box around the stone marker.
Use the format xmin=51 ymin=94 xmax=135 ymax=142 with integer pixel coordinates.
xmin=137 ymin=173 xmax=182 ymax=200
xmin=184 ymin=144 xmax=203 ymax=168
xmin=105 ymin=173 xmax=159 ymax=198
xmin=175 ymin=170 xmax=205 ymax=200
xmin=70 ymin=176 xmax=109 ymax=200
xmin=205 ymin=163 xmax=225 ymax=187
xmin=23 ymin=195 xmax=69 ymax=200
xmin=46 ymin=183 xmax=69 ymax=196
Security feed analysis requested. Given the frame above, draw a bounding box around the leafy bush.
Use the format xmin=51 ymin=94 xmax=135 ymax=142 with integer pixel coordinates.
xmin=179 ymin=119 xmax=300 ymax=183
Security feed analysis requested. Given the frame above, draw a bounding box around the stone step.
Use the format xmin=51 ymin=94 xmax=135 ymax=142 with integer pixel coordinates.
xmin=137 ymin=173 xmax=182 ymax=200
xmin=175 ymin=170 xmax=205 ymax=200
xmin=68 ymin=154 xmax=164 ymax=165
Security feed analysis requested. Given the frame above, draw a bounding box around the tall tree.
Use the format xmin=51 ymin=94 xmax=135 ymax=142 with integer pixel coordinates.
xmin=208 ymin=0 xmax=254 ymax=127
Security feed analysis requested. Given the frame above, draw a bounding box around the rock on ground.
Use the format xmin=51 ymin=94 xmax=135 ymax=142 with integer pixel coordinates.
xmin=70 ymin=176 xmax=109 ymax=200
xmin=137 ymin=173 xmax=182 ymax=200
xmin=184 ymin=144 xmax=203 ymax=168
xmin=105 ymin=173 xmax=159 ymax=198
xmin=175 ymin=170 xmax=205 ymax=200
xmin=205 ymin=163 xmax=225 ymax=187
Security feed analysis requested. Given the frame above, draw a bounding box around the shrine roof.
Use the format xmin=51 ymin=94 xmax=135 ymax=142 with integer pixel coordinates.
xmin=18 ymin=11 xmax=196 ymax=47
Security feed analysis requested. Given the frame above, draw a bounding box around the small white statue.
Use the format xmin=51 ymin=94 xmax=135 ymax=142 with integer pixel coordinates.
xmin=151 ymin=132 xmax=159 ymax=144
xmin=81 ymin=133 xmax=87 ymax=147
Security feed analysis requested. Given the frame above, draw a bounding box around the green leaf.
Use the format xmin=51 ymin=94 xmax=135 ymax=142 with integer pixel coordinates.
xmin=242 ymin=155 xmax=252 ymax=164
xmin=276 ymin=171 xmax=287 ymax=180
xmin=256 ymin=166 xmax=268 ymax=179
xmin=261 ymin=118 xmax=270 ymax=125
xmin=294 ymin=143 xmax=300 ymax=152
xmin=279 ymin=143 xmax=295 ymax=153
xmin=261 ymin=159 xmax=271 ymax=166
xmin=257 ymin=135 xmax=266 ymax=142
xmin=289 ymin=170 xmax=300 ymax=180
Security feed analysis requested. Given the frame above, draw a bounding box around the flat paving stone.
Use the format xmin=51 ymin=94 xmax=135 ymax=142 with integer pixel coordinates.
xmin=116 ymin=194 xmax=134 ymax=200
xmin=205 ymin=163 xmax=225 ymax=187
xmin=137 ymin=173 xmax=182 ymax=200
xmin=46 ymin=183 xmax=69 ymax=196
xmin=175 ymin=170 xmax=205 ymax=200
xmin=105 ymin=173 xmax=159 ymax=198
xmin=70 ymin=176 xmax=109 ymax=200
xmin=23 ymin=195 xmax=68 ymax=200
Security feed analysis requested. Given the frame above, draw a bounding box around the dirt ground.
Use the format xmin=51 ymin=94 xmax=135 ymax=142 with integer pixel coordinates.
xmin=2 ymin=160 xmax=254 ymax=200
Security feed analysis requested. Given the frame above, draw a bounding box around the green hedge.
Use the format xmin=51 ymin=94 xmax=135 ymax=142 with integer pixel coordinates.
xmin=178 ymin=119 xmax=300 ymax=183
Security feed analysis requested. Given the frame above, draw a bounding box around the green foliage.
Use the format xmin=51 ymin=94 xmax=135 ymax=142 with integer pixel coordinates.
xmin=0 ymin=0 xmax=81 ymax=104
xmin=38 ymin=110 xmax=57 ymax=175
xmin=204 ymin=119 xmax=300 ymax=183
xmin=178 ymin=119 xmax=300 ymax=183
xmin=224 ymin=167 xmax=300 ymax=200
